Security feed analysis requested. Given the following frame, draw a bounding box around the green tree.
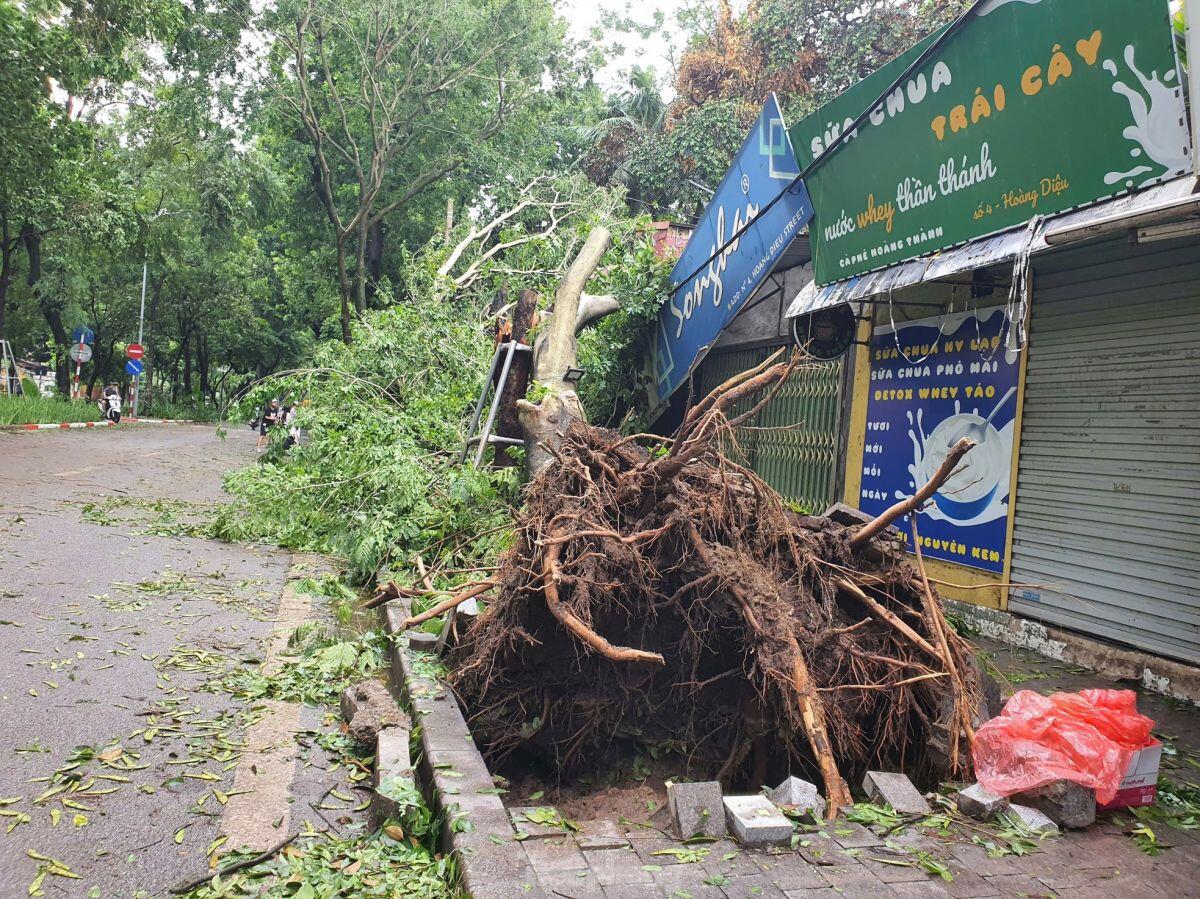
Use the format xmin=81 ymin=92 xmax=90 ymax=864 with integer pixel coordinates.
xmin=258 ymin=0 xmax=567 ymax=342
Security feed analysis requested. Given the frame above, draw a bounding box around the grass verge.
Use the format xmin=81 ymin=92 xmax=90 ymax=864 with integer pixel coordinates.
xmin=0 ymin=395 xmax=99 ymax=425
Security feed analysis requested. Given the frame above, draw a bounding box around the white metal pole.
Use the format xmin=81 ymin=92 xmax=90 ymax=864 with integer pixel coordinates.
xmin=1188 ymin=0 xmax=1200 ymax=175
xmin=133 ymin=256 xmax=147 ymax=418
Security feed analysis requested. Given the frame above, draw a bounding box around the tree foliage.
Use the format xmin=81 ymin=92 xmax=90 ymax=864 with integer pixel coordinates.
xmin=585 ymin=0 xmax=971 ymax=219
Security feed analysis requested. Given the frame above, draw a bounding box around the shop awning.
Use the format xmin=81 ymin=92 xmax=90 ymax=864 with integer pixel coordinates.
xmin=785 ymin=176 xmax=1200 ymax=319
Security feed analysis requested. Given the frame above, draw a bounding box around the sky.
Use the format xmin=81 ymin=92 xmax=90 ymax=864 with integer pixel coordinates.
xmin=558 ymin=0 xmax=685 ymax=93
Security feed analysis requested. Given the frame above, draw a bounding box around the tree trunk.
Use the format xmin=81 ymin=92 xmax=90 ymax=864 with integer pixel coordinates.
xmin=143 ymin=276 xmax=163 ymax=412
xmin=517 ymin=228 xmax=612 ymax=475
xmin=0 ymin=215 xmax=12 ymax=345
xmin=197 ymin=332 xmax=211 ymax=402
xmin=365 ymin=219 xmax=384 ymax=306
xmin=336 ymin=236 xmax=353 ymax=343
xmin=181 ymin=327 xmax=192 ymax=399
xmin=494 ymin=288 xmax=538 ymax=468
xmin=36 ymin=287 xmax=70 ymax=396
xmin=354 ymin=218 xmax=368 ymax=315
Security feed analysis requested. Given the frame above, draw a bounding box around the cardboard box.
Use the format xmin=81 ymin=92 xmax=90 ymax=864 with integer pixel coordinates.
xmin=1098 ymin=740 xmax=1163 ymax=810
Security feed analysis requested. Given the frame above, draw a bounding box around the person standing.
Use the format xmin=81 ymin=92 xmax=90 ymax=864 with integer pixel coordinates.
xmin=257 ymin=398 xmax=281 ymax=452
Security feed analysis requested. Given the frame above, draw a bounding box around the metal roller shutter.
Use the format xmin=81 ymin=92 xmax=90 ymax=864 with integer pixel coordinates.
xmin=1009 ymin=234 xmax=1200 ymax=664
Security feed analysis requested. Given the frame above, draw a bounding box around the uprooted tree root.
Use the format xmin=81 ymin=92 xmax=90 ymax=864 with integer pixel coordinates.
xmin=434 ymin=353 xmax=990 ymax=817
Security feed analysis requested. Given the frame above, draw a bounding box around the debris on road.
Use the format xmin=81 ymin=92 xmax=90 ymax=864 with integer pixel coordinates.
xmin=723 ymin=795 xmax=792 ymax=846
xmin=1005 ymin=803 xmax=1059 ymax=834
xmin=956 ymin=783 xmax=1009 ymax=821
xmin=767 ymin=776 xmax=825 ymax=822
xmin=862 ymin=771 xmax=931 ymax=815
xmin=1017 ymin=779 xmax=1097 ymax=829
xmin=667 ymin=780 xmax=726 ymax=839
xmin=974 ymin=688 xmax=1157 ymax=807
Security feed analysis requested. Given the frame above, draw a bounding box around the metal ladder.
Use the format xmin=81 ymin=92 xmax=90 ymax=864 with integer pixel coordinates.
xmin=1 ymin=340 xmax=23 ymax=396
xmin=459 ymin=340 xmax=532 ymax=466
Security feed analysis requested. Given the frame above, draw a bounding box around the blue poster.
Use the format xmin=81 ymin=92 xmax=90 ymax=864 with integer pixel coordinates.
xmin=652 ymin=94 xmax=813 ymax=406
xmin=860 ymin=308 xmax=1020 ymax=574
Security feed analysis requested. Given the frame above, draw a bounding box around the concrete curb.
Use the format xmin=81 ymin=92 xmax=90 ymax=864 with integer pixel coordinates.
xmin=380 ymin=599 xmax=543 ymax=898
xmin=2 ymin=417 xmax=202 ymax=432
xmin=949 ymin=600 xmax=1200 ymax=705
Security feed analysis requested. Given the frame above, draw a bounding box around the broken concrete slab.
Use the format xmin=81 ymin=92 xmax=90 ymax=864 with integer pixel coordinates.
xmin=370 ymin=725 xmax=414 ymax=827
xmin=767 ymin=776 xmax=825 ymax=822
xmin=667 ymin=780 xmax=727 ymax=839
xmin=723 ymin=795 xmax=793 ymax=847
xmin=956 ymin=783 xmax=1009 ymax=821
xmin=1005 ymin=802 xmax=1059 ymax=834
xmin=1016 ymin=780 xmax=1095 ymax=829
xmin=339 ymin=678 xmax=408 ymax=745
xmin=408 ymin=630 xmax=439 ymax=652
xmin=862 ymin=771 xmax=930 ymax=815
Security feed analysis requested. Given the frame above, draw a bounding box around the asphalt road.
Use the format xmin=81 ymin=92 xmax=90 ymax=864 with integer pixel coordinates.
xmin=0 ymin=425 xmax=348 ymax=897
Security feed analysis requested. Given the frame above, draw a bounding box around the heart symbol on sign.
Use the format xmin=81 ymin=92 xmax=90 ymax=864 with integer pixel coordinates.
xmin=1076 ymin=30 xmax=1103 ymax=67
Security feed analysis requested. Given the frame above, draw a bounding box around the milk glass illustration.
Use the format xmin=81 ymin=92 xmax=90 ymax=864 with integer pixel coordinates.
xmin=861 ymin=309 xmax=1021 ymax=574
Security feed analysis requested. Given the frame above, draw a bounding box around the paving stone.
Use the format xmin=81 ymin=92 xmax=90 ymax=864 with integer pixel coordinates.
xmin=718 ymin=873 xmax=788 ymax=898
xmin=818 ymin=864 xmax=888 ymax=892
xmin=1002 ymin=803 xmax=1058 ymax=834
xmin=858 ymin=855 xmax=937 ymax=883
xmin=576 ymin=819 xmax=630 ymax=851
xmin=829 ymin=821 xmax=882 ymax=849
xmin=874 ymin=882 xmax=953 ymax=898
xmin=468 ymin=881 xmax=546 ymax=899
xmin=651 ymin=864 xmax=726 ymax=898
xmin=978 ymin=873 xmax=1047 ymax=895
xmin=699 ymin=840 xmax=762 ymax=877
xmin=753 ymin=853 xmax=827 ymax=890
xmin=1016 ymin=780 xmax=1096 ymax=829
xmin=668 ymin=780 xmax=727 ymax=838
xmin=955 ymin=784 xmax=1008 ymax=821
xmin=510 ymin=806 xmax=574 ymax=841
xmin=768 ymin=777 xmax=826 ymax=822
xmin=584 ymin=847 xmax=657 ymax=886
xmin=522 ymin=838 xmax=589 ymax=875
xmin=457 ymin=840 xmax=543 ymax=898
xmin=539 ymin=870 xmax=605 ymax=898
xmin=861 ymin=771 xmax=930 ymax=815
xmin=724 ymin=795 xmax=794 ymax=847
xmin=936 ymin=868 xmax=1002 ymax=899
xmin=601 ymin=885 xmax=665 ymax=899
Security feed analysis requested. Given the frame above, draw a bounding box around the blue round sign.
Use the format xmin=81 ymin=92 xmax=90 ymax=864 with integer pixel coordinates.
xmin=125 ymin=358 xmax=144 ymax=375
xmin=72 ymin=326 xmax=95 ymax=345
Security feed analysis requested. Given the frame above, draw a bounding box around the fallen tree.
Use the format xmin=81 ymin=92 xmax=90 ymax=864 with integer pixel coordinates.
xmin=421 ymin=352 xmax=992 ymax=817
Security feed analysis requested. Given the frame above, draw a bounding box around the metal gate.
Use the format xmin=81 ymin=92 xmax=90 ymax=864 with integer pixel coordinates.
xmin=1009 ymin=234 xmax=1200 ymax=664
xmin=695 ymin=345 xmax=845 ymax=513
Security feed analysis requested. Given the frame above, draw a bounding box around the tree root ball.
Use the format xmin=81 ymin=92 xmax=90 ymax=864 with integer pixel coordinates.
xmin=448 ymin=355 xmax=991 ymax=816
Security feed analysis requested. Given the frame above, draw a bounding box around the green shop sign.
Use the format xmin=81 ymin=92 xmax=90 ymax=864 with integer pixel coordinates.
xmin=791 ymin=0 xmax=1191 ymax=286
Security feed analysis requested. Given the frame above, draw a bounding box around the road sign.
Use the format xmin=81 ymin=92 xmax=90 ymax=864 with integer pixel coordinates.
xmin=69 ymin=344 xmax=93 ymax=364
xmin=72 ymin=326 xmax=95 ymax=345
xmin=126 ymin=343 xmax=144 ymax=360
xmin=125 ymin=358 xmax=144 ymax=375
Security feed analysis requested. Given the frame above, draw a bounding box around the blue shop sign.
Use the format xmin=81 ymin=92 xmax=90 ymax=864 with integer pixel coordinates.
xmin=860 ymin=308 xmax=1020 ymax=574
xmin=652 ymin=94 xmax=813 ymax=406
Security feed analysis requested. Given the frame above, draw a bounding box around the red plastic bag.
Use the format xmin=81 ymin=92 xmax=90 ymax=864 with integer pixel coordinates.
xmin=973 ymin=689 xmax=1155 ymax=804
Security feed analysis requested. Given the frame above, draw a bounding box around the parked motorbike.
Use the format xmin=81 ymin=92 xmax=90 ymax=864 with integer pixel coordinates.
xmin=98 ymin=393 xmax=122 ymax=424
